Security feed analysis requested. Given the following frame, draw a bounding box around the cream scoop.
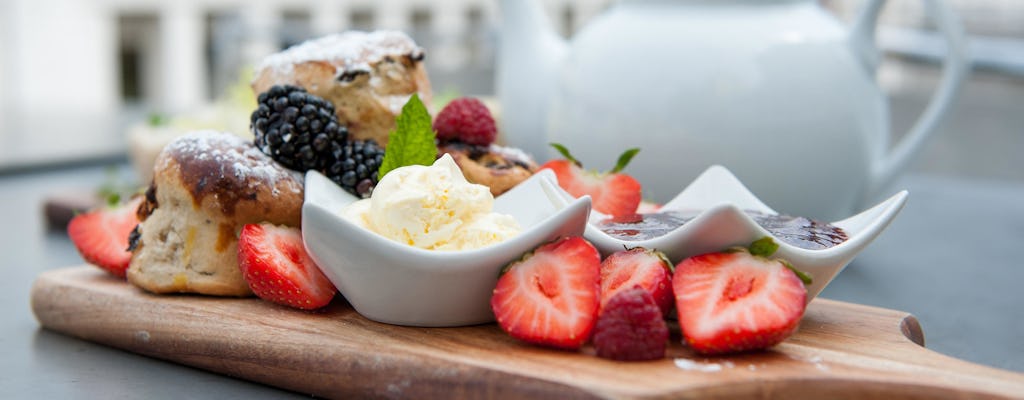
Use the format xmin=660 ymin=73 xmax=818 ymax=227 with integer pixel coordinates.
xmin=341 ymin=154 xmax=521 ymax=250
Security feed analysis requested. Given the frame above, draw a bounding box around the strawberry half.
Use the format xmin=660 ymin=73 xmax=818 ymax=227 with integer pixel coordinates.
xmin=490 ymin=236 xmax=602 ymax=350
xmin=540 ymin=144 xmax=641 ymax=218
xmin=673 ymin=238 xmax=808 ymax=355
xmin=67 ymin=196 xmax=143 ymax=278
xmin=600 ymin=247 xmax=674 ymax=316
xmin=238 ymin=223 xmax=336 ymax=310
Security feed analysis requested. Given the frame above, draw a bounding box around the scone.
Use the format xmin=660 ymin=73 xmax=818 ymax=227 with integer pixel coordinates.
xmin=251 ymin=30 xmax=431 ymax=147
xmin=128 ymin=131 xmax=304 ymax=296
xmin=438 ymin=142 xmax=538 ymax=197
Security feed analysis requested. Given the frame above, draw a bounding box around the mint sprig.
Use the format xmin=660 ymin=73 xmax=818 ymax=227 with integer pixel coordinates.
xmin=378 ymin=94 xmax=437 ymax=178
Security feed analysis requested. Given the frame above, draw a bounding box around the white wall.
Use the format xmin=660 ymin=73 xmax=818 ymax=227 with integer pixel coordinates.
xmin=5 ymin=0 xmax=118 ymax=117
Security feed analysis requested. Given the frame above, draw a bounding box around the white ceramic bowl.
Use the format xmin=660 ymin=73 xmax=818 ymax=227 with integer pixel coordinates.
xmin=302 ymin=169 xmax=591 ymax=327
xmin=551 ymin=165 xmax=908 ymax=302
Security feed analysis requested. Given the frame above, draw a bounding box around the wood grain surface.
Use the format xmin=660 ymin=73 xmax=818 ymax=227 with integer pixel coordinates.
xmin=31 ymin=266 xmax=1024 ymax=399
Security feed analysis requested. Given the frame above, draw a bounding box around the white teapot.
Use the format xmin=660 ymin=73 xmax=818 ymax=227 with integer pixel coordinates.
xmin=497 ymin=0 xmax=968 ymax=220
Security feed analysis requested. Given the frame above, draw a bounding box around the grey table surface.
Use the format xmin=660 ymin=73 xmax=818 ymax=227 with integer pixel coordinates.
xmin=1 ymin=162 xmax=1022 ymax=399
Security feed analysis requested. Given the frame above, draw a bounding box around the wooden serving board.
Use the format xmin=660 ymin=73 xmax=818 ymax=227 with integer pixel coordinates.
xmin=31 ymin=266 xmax=1024 ymax=399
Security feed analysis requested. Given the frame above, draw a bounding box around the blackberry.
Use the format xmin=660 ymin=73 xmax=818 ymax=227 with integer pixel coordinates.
xmin=251 ymin=85 xmax=348 ymax=172
xmin=252 ymin=85 xmax=387 ymax=198
xmin=324 ymin=139 xmax=385 ymax=198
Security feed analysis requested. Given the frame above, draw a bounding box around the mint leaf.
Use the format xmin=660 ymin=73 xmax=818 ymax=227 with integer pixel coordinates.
xmin=748 ymin=237 xmax=779 ymax=258
xmin=610 ymin=148 xmax=640 ymax=173
xmin=378 ymin=94 xmax=437 ymax=178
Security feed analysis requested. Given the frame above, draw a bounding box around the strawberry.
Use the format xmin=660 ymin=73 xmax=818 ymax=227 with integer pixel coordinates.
xmin=490 ymin=236 xmax=602 ymax=350
xmin=539 ymin=144 xmax=642 ymax=217
xmin=636 ymin=201 xmax=662 ymax=214
xmin=592 ymin=286 xmax=669 ymax=361
xmin=433 ymin=97 xmax=497 ymax=145
xmin=238 ymin=223 xmax=336 ymax=310
xmin=673 ymin=238 xmax=809 ymax=355
xmin=600 ymin=247 xmax=674 ymax=316
xmin=67 ymin=196 xmax=143 ymax=278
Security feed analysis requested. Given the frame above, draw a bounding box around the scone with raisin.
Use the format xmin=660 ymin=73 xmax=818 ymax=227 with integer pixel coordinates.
xmin=251 ymin=30 xmax=431 ymax=147
xmin=433 ymin=97 xmax=538 ymax=196
xmin=128 ymin=131 xmax=303 ymax=296
xmin=437 ymin=142 xmax=538 ymax=197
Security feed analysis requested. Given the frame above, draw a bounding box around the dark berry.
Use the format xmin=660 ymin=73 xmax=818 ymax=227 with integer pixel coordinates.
xmin=433 ymin=97 xmax=497 ymax=146
xmin=592 ymin=287 xmax=669 ymax=361
xmin=322 ymin=139 xmax=385 ymax=198
xmin=251 ymin=85 xmax=348 ymax=172
xmin=356 ymin=179 xmax=376 ymax=197
xmin=251 ymin=85 xmax=386 ymax=198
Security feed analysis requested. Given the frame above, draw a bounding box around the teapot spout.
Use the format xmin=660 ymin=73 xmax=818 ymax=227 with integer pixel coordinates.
xmin=497 ymin=0 xmax=568 ymax=159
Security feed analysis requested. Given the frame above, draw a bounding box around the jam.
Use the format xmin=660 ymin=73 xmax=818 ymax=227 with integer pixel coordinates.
xmin=597 ymin=210 xmax=848 ymax=250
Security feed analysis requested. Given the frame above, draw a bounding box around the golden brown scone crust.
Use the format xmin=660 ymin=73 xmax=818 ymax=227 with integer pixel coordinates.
xmin=251 ymin=31 xmax=431 ymax=147
xmin=438 ymin=142 xmax=537 ymax=197
xmin=128 ymin=131 xmax=303 ymax=296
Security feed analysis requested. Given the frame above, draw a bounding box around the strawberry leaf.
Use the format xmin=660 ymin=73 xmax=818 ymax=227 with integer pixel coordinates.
xmin=780 ymin=259 xmax=813 ymax=285
xmin=549 ymin=143 xmax=581 ymax=167
xmin=379 ymin=94 xmax=437 ymax=179
xmin=748 ymin=237 xmax=779 ymax=258
xmin=610 ymin=148 xmax=640 ymax=174
xmin=749 ymin=238 xmax=812 ymax=285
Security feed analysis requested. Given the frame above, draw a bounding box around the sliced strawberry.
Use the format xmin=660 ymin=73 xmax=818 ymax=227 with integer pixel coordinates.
xmin=238 ymin=223 xmax=336 ymax=310
xmin=67 ymin=197 xmax=143 ymax=278
xmin=600 ymin=247 xmax=674 ymax=316
xmin=673 ymin=240 xmax=807 ymax=355
xmin=636 ymin=201 xmax=662 ymax=214
xmin=592 ymin=286 xmax=669 ymax=361
xmin=490 ymin=236 xmax=602 ymax=350
xmin=540 ymin=145 xmax=641 ymax=217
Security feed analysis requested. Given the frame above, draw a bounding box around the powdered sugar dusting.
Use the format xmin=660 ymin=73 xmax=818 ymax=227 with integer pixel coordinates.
xmin=256 ymin=31 xmax=422 ymax=79
xmin=163 ymin=130 xmax=302 ymax=195
xmin=385 ymin=94 xmax=414 ymax=115
xmin=673 ymin=358 xmax=735 ymax=373
xmin=489 ymin=144 xmax=537 ymax=167
xmin=788 ymin=353 xmax=831 ymax=372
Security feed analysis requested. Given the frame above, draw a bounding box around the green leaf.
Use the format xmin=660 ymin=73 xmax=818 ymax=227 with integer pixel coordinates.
xmin=610 ymin=148 xmax=640 ymax=173
xmin=378 ymin=94 xmax=437 ymax=178
xmin=105 ymin=192 xmax=121 ymax=207
xmin=748 ymin=237 xmax=812 ymax=286
xmin=549 ymin=143 xmax=580 ymax=167
xmin=148 ymin=113 xmax=167 ymax=127
xmin=748 ymin=237 xmax=779 ymax=258
xmin=780 ymin=259 xmax=813 ymax=286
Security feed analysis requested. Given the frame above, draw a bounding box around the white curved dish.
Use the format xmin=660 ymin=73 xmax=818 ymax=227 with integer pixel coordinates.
xmin=302 ymin=169 xmax=591 ymax=327
xmin=551 ymin=165 xmax=908 ymax=301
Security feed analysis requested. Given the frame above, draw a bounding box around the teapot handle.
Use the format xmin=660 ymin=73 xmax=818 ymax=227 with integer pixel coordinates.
xmin=848 ymin=0 xmax=969 ymax=201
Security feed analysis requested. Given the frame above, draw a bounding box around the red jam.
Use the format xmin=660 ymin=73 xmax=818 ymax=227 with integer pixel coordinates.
xmin=597 ymin=210 xmax=849 ymax=250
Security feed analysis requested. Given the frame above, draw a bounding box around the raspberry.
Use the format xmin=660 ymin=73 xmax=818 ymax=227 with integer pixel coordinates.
xmin=433 ymin=97 xmax=497 ymax=146
xmin=592 ymin=286 xmax=669 ymax=361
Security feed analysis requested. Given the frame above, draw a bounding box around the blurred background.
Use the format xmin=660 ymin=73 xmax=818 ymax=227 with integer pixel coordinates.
xmin=2 ymin=0 xmax=1024 ymax=391
xmin=0 ymin=0 xmax=1021 ymax=180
